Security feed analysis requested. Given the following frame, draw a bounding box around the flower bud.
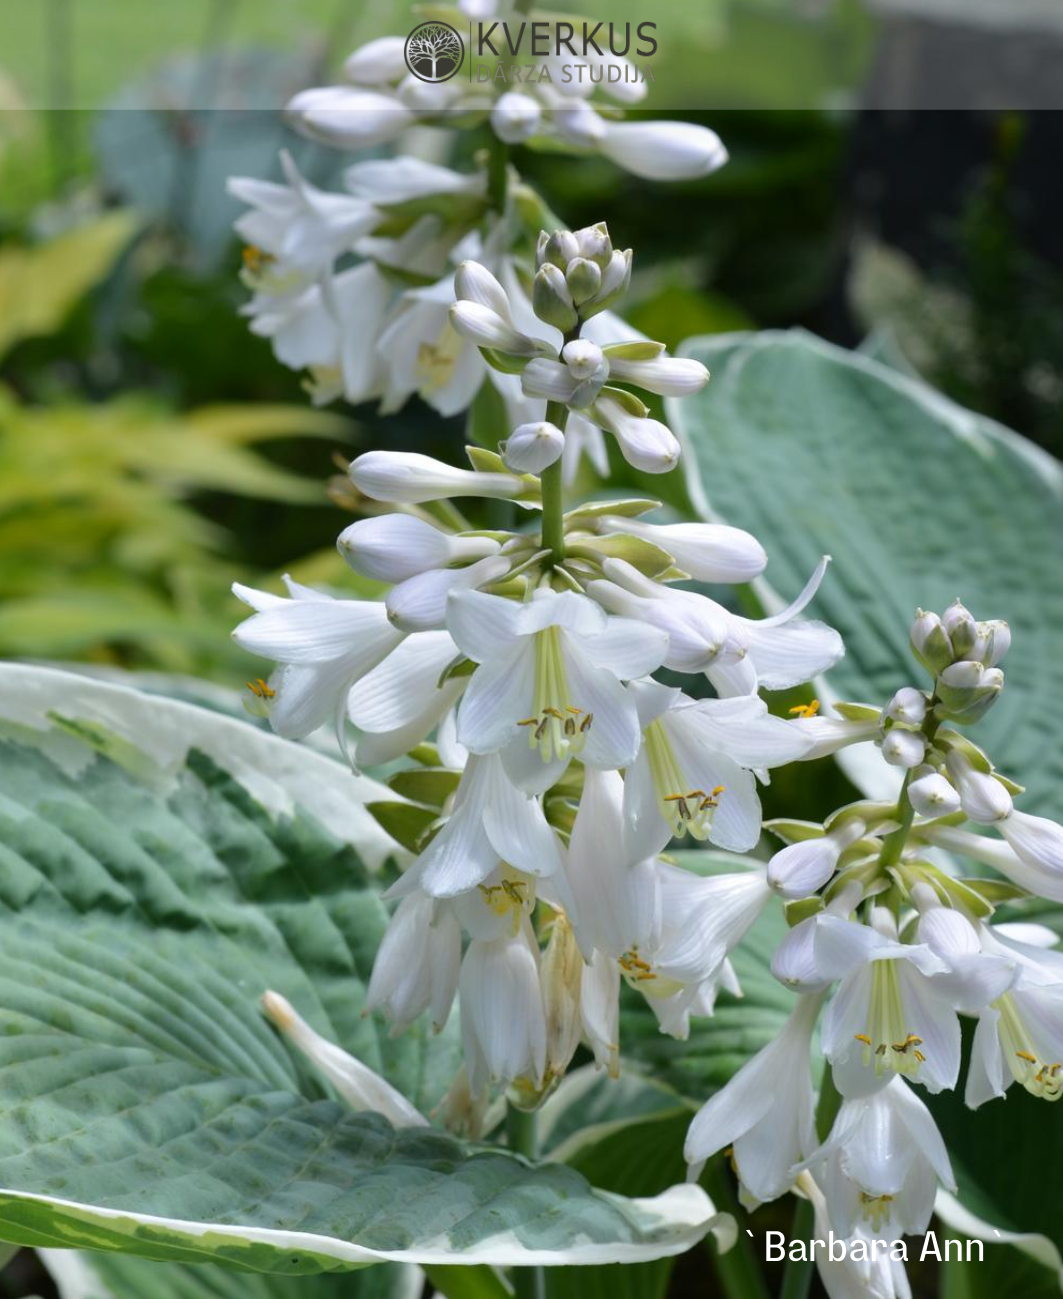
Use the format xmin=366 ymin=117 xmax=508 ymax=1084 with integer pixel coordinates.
xmin=454 ymin=260 xmax=511 ymax=318
xmin=907 ymin=765 xmax=961 ymax=817
xmin=603 ymin=348 xmax=710 ymax=398
xmin=942 ymin=600 xmax=978 ymax=658
xmin=881 ymin=728 xmax=926 ymax=768
xmin=599 ymin=518 xmax=767 ymax=583
xmin=885 ymin=686 xmax=928 ymax=726
xmin=501 ymin=421 xmax=565 ymax=474
xmin=999 ymin=810 xmax=1063 ymax=878
xmin=450 ymin=301 xmax=548 ymax=357
xmin=286 ymin=87 xmax=413 ymax=149
xmin=946 ymin=750 xmax=1013 ymax=823
xmin=338 ymin=513 xmax=499 ymax=582
xmin=592 ymin=396 xmax=680 ymax=474
xmin=977 ymin=619 xmax=1011 ymax=668
xmin=767 ymin=835 xmax=843 ymax=899
xmin=600 ymin=120 xmax=728 ymax=181
xmin=935 ymin=660 xmax=1004 ymax=720
xmin=385 ymin=553 xmax=510 ymax=632
xmin=562 ymin=338 xmax=606 ymax=380
xmin=910 ymin=609 xmax=954 ymax=675
xmin=343 ymin=36 xmax=407 ymax=85
xmin=262 ymin=991 xmax=427 ymax=1127
xmin=583 ymin=248 xmax=632 ymax=316
xmin=350 ymin=450 xmax=524 ymax=504
xmin=538 ymin=228 xmax=580 ymax=271
xmin=575 ymin=222 xmax=613 ymax=267
xmin=566 ymin=256 xmax=602 ymax=306
xmin=491 ymin=90 xmax=541 ymax=144
xmin=532 ymin=263 xmax=578 ymax=332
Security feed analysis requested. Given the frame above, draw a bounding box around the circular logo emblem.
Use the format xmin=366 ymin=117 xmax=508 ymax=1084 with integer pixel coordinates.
xmin=404 ymin=20 xmax=465 ymax=83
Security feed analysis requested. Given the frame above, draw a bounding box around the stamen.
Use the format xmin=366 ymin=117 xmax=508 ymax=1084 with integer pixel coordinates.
xmin=523 ymin=625 xmax=592 ymax=764
xmin=644 ymin=720 xmax=724 ymax=843
xmin=860 ymin=1192 xmax=895 ymax=1230
xmin=858 ymin=962 xmax=924 ymax=1079
xmin=789 ymin=700 xmax=820 ymax=718
xmin=996 ymin=996 xmax=1063 ymax=1101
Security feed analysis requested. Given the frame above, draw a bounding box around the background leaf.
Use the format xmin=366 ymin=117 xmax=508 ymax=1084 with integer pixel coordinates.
xmin=670 ymin=330 xmax=1063 ymax=818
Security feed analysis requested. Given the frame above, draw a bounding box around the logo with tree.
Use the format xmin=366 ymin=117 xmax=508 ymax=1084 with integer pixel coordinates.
xmin=404 ymin=21 xmax=465 ymax=83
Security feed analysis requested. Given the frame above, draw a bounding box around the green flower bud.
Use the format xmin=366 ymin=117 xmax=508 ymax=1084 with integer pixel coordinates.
xmin=532 ymin=263 xmax=578 ymax=332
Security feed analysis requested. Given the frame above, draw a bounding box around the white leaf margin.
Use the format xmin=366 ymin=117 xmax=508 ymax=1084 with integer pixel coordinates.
xmin=0 ymin=1183 xmax=730 ymax=1268
xmin=0 ymin=663 xmax=399 ymax=870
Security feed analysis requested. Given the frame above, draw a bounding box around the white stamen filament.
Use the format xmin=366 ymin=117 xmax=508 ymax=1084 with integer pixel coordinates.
xmin=854 ymin=960 xmax=925 ymax=1079
xmin=519 ymin=625 xmax=592 ymax=762
xmin=644 ymin=719 xmax=724 ymax=841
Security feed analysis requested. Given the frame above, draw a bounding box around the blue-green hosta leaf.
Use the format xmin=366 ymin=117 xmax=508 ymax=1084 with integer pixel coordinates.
xmin=40 ymin=1248 xmax=421 ymax=1299
xmin=670 ymin=330 xmax=1063 ymax=819
xmin=0 ymin=665 xmax=721 ymax=1271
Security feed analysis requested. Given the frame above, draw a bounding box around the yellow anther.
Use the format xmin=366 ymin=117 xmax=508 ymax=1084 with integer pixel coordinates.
xmin=567 ymin=707 xmax=584 ymax=716
xmin=242 ymin=245 xmax=274 ymax=274
xmin=580 ymin=712 xmax=593 ymax=732
xmin=854 ymin=1034 xmax=872 ymax=1047
xmin=517 ymin=717 xmax=539 ymax=727
xmin=246 ymin=677 xmax=275 ymax=699
xmin=1017 ymin=1050 xmax=1039 ymax=1064
xmin=892 ymin=1034 xmax=924 ymax=1055
xmin=789 ymin=700 xmax=821 ymax=718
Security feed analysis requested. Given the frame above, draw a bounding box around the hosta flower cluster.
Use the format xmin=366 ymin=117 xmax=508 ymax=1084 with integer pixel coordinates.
xmin=228 ymin=0 xmax=725 ymax=479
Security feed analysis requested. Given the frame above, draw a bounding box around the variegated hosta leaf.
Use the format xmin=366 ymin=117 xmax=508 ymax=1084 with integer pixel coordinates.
xmin=0 ymin=665 xmax=721 ymax=1272
xmin=670 ymin=331 xmax=1063 ymax=819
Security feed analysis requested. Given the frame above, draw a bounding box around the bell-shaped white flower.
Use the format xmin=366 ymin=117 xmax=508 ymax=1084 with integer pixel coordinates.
xmin=350 ymin=450 xmax=525 ymax=504
xmin=800 ymin=1173 xmax=913 ymax=1299
xmin=771 ymin=882 xmax=864 ymax=993
xmin=597 ymin=516 xmax=767 ymax=584
xmin=907 ymin=764 xmax=960 ymax=817
xmin=346 ymin=629 xmax=465 ymax=767
xmin=767 ymin=820 xmax=866 ymax=900
xmin=967 ymin=923 xmax=1063 ymax=1107
xmin=492 ymin=90 xmax=541 ymax=143
xmin=460 ymin=924 xmax=547 ymax=1096
xmin=449 ymin=588 xmax=667 ymax=794
xmin=287 ymin=86 xmax=415 ymax=149
xmin=684 ymin=994 xmax=821 ymax=1203
xmin=801 ymin=1077 xmax=955 ymax=1238
xmin=338 ymin=513 xmax=500 ymax=583
xmin=945 ymin=750 xmax=1013 ymax=822
xmin=387 ymin=752 xmax=564 ymax=899
xmin=500 ymin=420 xmax=565 ymax=473
xmin=567 ymin=766 xmax=662 ymax=959
xmin=262 ymin=991 xmax=427 ymax=1127
xmin=816 ymin=913 xmax=958 ymax=1096
xmin=231 ymin=577 xmax=404 ymax=739
xmin=344 ymin=36 xmax=407 ymax=85
xmin=366 ymin=890 xmax=461 ymax=1033
xmin=228 ymin=151 xmax=376 ymax=275
xmin=600 ymin=120 xmax=729 ymax=181
xmin=623 ymin=680 xmax=814 ymax=860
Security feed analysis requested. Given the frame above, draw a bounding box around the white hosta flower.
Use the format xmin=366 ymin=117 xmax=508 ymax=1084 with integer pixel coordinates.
xmin=880 ymin=727 xmax=926 ymax=769
xmin=567 ymin=766 xmax=662 ymax=959
xmin=925 ymin=822 xmax=1063 ymax=903
xmin=228 ymin=151 xmax=377 ymax=274
xmin=343 ymin=36 xmax=407 ymax=85
xmin=771 ymin=882 xmax=864 ymax=994
xmin=789 ymin=709 xmax=882 ymax=761
xmin=596 ymin=516 xmax=767 ymax=584
xmin=907 ymin=764 xmax=960 ymax=817
xmin=801 ymin=1174 xmax=913 ymax=1299
xmin=591 ymin=395 xmax=680 ymax=473
xmin=945 ymin=750 xmax=1013 ymax=822
xmin=623 ymin=680 xmax=814 ymax=859
xmin=967 ymin=923 xmax=1063 ymax=1107
xmin=452 ymin=863 xmax=539 ymax=942
xmin=377 ymin=276 xmax=488 ymax=416
xmin=500 ymin=420 xmax=565 ymax=473
xmin=460 ymin=924 xmax=547 ymax=1096
xmin=231 ymin=577 xmax=404 ymax=740
xmin=262 ymin=991 xmax=427 ymax=1127
xmin=243 ymin=262 xmax=392 ymax=406
xmin=385 ymin=553 xmax=511 ymax=634
xmin=600 ymin=120 xmax=729 ymax=181
xmin=338 ymin=514 xmax=500 ymax=583
xmin=492 ymin=90 xmax=541 ymax=143
xmin=684 ymin=994 xmax=821 ymax=1202
xmin=767 ymin=820 xmax=866 ymax=901
xmin=802 ymin=1077 xmax=955 ymax=1237
xmin=346 ymin=629 xmax=465 ymax=766
xmin=449 ymin=588 xmax=667 ymax=794
xmin=366 ymin=890 xmax=461 ymax=1033
xmin=350 ymin=450 xmax=525 ymax=505
xmin=287 ymin=86 xmax=414 ymax=149
xmin=387 ymin=752 xmax=564 ymax=899
xmin=601 ymin=346 xmax=709 ymax=397
xmin=816 ymin=908 xmax=1008 ymax=1097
